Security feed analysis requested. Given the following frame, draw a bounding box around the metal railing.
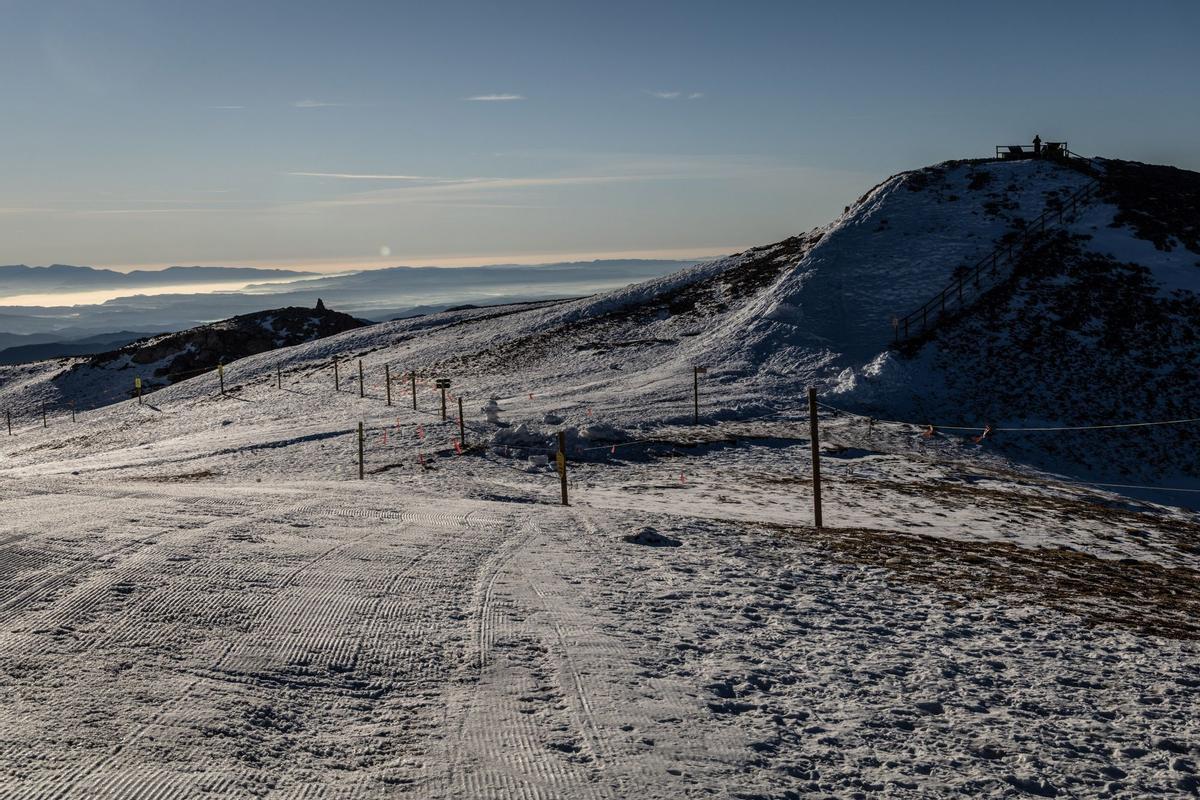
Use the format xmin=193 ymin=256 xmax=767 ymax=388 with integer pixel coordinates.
xmin=893 ymin=154 xmax=1101 ymax=346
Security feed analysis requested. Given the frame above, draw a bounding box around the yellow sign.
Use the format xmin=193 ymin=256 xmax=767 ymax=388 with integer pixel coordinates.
xmin=134 ymin=377 xmax=142 ymax=389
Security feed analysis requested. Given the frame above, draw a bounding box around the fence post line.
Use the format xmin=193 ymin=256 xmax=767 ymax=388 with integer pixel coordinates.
xmin=385 ymin=365 xmax=392 ymax=406
xmin=807 ymin=387 xmax=823 ymax=530
xmin=358 ymin=360 xmax=364 ymax=398
xmin=358 ymin=421 xmax=364 ymax=480
xmin=411 ymin=372 xmax=417 ymax=410
xmin=557 ymin=431 xmax=569 ymax=506
xmin=458 ymin=397 xmax=466 ymax=447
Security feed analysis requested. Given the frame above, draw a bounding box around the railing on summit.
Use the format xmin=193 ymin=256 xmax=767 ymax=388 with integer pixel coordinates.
xmin=892 ymin=160 xmax=1101 ymax=346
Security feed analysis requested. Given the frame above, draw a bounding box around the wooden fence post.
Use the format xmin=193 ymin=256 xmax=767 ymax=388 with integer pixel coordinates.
xmin=385 ymin=365 xmax=392 ymax=406
xmin=334 ymin=359 xmax=340 ymax=392
xmin=440 ymin=386 xmax=447 ymax=421
xmin=458 ymin=397 xmax=466 ymax=447
xmin=358 ymin=421 xmax=364 ymax=480
xmin=557 ymin=431 xmax=569 ymax=506
xmin=70 ymin=401 xmax=76 ymax=423
xmin=807 ymin=387 xmax=823 ymax=529
xmin=277 ymin=365 xmax=282 ymax=390
xmin=411 ymin=372 xmax=417 ymax=410
xmin=693 ymin=366 xmax=708 ymax=424
xmin=42 ymin=402 xmax=47 ymax=429
xmin=358 ymin=359 xmax=364 ymax=398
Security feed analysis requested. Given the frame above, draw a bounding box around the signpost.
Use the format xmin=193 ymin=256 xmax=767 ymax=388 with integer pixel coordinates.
xmin=436 ymin=378 xmax=451 ymax=421
xmin=135 ymin=376 xmax=143 ymax=405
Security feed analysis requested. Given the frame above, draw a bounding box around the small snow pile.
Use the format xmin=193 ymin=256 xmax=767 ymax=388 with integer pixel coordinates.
xmin=577 ymin=422 xmax=626 ymax=442
xmin=490 ymin=423 xmax=550 ymax=452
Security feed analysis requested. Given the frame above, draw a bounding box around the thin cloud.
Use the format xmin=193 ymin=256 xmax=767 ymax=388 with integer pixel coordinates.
xmin=465 ymin=93 xmax=525 ymax=102
xmin=647 ymin=90 xmax=704 ymax=100
xmin=287 ymin=171 xmax=442 ymax=181
xmin=292 ymin=99 xmax=344 ymax=108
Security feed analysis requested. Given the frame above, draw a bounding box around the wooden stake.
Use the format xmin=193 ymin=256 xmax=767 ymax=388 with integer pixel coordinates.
xmin=6 ymin=409 xmax=10 ymax=435
xmin=458 ymin=397 xmax=466 ymax=447
xmin=277 ymin=365 xmax=282 ymax=390
xmin=358 ymin=421 xmax=364 ymax=480
xmin=334 ymin=359 xmax=340 ymax=391
xmin=218 ymin=363 xmax=225 ymax=395
xmin=807 ymin=387 xmax=822 ymax=529
xmin=385 ymin=365 xmax=392 ymax=406
xmin=358 ymin=360 xmax=364 ymax=398
xmin=440 ymin=386 xmax=447 ymax=421
xmin=42 ymin=402 xmax=47 ymax=429
xmin=557 ymin=430 xmax=569 ymax=506
xmin=411 ymin=372 xmax=417 ymax=410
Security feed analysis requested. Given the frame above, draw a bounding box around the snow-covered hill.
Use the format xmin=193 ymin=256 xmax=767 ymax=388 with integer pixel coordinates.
xmin=1 ymin=153 xmax=1198 ymax=798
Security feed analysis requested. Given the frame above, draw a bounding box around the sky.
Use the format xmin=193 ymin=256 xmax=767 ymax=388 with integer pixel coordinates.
xmin=1 ymin=0 xmax=1198 ymax=273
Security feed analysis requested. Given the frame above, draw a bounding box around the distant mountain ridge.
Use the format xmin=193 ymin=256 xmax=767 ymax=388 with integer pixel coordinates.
xmin=0 ymin=264 xmax=314 ymax=296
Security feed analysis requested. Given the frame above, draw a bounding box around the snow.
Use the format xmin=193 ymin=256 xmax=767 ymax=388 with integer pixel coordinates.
xmin=0 ymin=156 xmax=1197 ymax=797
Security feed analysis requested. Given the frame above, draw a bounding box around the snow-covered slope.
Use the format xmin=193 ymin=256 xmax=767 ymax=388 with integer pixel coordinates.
xmin=1 ymin=155 xmax=1199 ymax=798
xmin=2 ymin=156 xmax=1195 ymax=491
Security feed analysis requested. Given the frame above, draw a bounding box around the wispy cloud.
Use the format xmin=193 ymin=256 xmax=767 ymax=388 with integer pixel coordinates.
xmin=292 ymin=99 xmax=344 ymax=108
xmin=465 ymin=93 xmax=525 ymax=102
xmin=647 ymin=90 xmax=704 ymax=100
xmin=286 ymin=172 xmax=442 ymax=181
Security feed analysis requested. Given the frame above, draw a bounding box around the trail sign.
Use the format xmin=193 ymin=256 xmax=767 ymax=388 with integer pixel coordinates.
xmin=435 ymin=378 xmax=452 ymax=388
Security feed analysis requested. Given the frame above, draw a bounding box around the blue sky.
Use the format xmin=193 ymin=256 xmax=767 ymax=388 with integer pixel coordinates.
xmin=1 ymin=0 xmax=1197 ymax=271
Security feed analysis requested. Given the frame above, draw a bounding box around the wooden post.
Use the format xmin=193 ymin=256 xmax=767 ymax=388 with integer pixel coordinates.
xmin=557 ymin=431 xmax=569 ymax=506
xmin=807 ymin=387 xmax=822 ymax=529
xmin=334 ymin=359 xmax=340 ymax=392
xmin=411 ymin=372 xmax=417 ymax=410
xmin=277 ymin=365 xmax=282 ymax=390
xmin=218 ymin=363 xmax=225 ymax=395
xmin=42 ymin=402 xmax=47 ymax=429
xmin=385 ymin=365 xmax=392 ymax=406
xmin=440 ymin=386 xmax=447 ymax=421
xmin=358 ymin=359 xmax=364 ymax=398
xmin=358 ymin=421 xmax=364 ymax=480
xmin=458 ymin=397 xmax=466 ymax=447
xmin=70 ymin=401 xmax=76 ymax=423
xmin=136 ymin=376 xmax=143 ymax=405
xmin=693 ymin=368 xmax=700 ymax=424
xmin=6 ymin=410 xmax=10 ymax=436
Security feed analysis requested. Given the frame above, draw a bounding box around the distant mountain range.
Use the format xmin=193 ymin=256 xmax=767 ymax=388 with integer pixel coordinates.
xmin=0 ymin=264 xmax=314 ymax=296
xmin=0 ymin=259 xmax=702 ymax=344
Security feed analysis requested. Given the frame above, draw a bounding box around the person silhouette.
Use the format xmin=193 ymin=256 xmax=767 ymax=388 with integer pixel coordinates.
xmin=1033 ymin=134 xmax=1042 ymax=156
